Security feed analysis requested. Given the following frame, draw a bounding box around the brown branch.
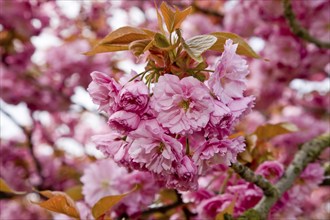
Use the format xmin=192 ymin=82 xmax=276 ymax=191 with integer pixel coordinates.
xmin=238 ymin=133 xmax=330 ymax=220
xmin=0 ymin=107 xmax=45 ymax=189
xmin=175 ymin=2 xmax=224 ymax=20
xmin=191 ymin=3 xmax=224 ymax=20
xmin=139 ymin=190 xmax=195 ymax=219
xmin=231 ymin=162 xmax=279 ymax=198
xmin=283 ymin=0 xmax=330 ymax=48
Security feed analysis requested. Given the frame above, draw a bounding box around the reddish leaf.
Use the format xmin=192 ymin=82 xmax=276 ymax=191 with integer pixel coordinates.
xmin=210 ymin=32 xmax=260 ymax=58
xmin=33 ymin=191 xmax=80 ymax=219
xmin=253 ymin=122 xmax=298 ymax=141
xmin=84 ymin=26 xmax=152 ymax=55
xmin=92 ymin=185 xmax=138 ymax=220
xmin=0 ymin=178 xmax=26 ymax=195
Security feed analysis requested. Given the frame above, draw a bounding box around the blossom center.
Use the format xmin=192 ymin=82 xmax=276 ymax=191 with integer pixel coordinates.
xmin=179 ymin=99 xmax=190 ymax=112
xmin=157 ymin=142 xmax=165 ymax=154
xmin=101 ymin=180 xmax=110 ymax=189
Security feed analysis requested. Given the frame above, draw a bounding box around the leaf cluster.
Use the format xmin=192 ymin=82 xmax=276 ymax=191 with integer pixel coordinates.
xmin=85 ymin=2 xmax=259 ymax=83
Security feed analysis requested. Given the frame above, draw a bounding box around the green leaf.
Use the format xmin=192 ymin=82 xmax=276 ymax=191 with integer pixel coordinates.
xmin=33 ymin=191 xmax=80 ymax=219
xmin=129 ymin=39 xmax=152 ymax=56
xmin=253 ymin=122 xmax=299 ymax=141
xmin=92 ymin=185 xmax=138 ymax=220
xmin=84 ymin=26 xmax=151 ymax=55
xmin=210 ymin=32 xmax=260 ymax=58
xmin=182 ymin=35 xmax=217 ymax=62
xmin=0 ymin=178 xmax=26 ymax=195
xmin=154 ymin=33 xmax=170 ymax=48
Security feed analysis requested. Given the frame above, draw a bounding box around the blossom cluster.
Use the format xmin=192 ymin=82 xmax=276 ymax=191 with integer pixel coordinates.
xmin=89 ymin=39 xmax=254 ymax=191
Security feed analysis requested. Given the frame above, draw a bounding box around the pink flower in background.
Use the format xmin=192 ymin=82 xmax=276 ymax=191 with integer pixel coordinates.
xmin=197 ymin=194 xmax=234 ymax=219
xmin=0 ymin=200 xmax=50 ymax=220
xmin=108 ymin=110 xmax=140 ymax=134
xmin=193 ymin=137 xmax=245 ymax=174
xmin=87 ymin=71 xmax=121 ymax=115
xmin=119 ymin=80 xmax=149 ymax=113
xmin=299 ymin=163 xmax=324 ymax=191
xmin=227 ymin=96 xmax=255 ymax=118
xmin=255 ymin=161 xmax=284 ymax=183
xmin=92 ymin=132 xmax=128 ymax=163
xmin=115 ymin=171 xmax=159 ymax=215
xmin=152 ymin=74 xmax=213 ymax=135
xmin=81 ymin=159 xmax=127 ymax=206
xmin=167 ymin=156 xmax=198 ymax=191
xmin=208 ymin=39 xmax=249 ymax=104
xmin=128 ymin=120 xmax=183 ymax=174
xmin=227 ymin=183 xmax=262 ymax=214
xmin=263 ymin=34 xmax=301 ymax=68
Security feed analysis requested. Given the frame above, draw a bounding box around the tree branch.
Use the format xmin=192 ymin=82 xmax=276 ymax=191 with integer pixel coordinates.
xmin=231 ymin=162 xmax=279 ymax=198
xmin=191 ymin=3 xmax=224 ymax=20
xmin=140 ymin=190 xmax=195 ymax=219
xmin=175 ymin=2 xmax=224 ymax=20
xmin=283 ymin=0 xmax=330 ymax=49
xmin=0 ymin=107 xmax=45 ymax=189
xmin=239 ymin=133 xmax=330 ymax=220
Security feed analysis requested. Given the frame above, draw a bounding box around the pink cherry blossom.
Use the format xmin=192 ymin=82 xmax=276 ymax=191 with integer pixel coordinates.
xmin=92 ymin=132 xmax=128 ymax=163
xmin=227 ymin=183 xmax=263 ymax=215
xmin=193 ymin=136 xmax=246 ymax=174
xmin=208 ymin=39 xmax=249 ymax=104
xmin=255 ymin=161 xmax=284 ymax=183
xmin=108 ymin=110 xmax=140 ymax=134
xmin=197 ymin=193 xmax=234 ymax=219
xmin=118 ymin=80 xmax=149 ymax=113
xmin=128 ymin=119 xmax=183 ymax=174
xmin=152 ymin=74 xmax=213 ymax=135
xmin=81 ymin=159 xmax=128 ymax=206
xmin=167 ymin=156 xmax=198 ymax=191
xmin=87 ymin=71 xmax=121 ymax=115
xmin=115 ymin=171 xmax=159 ymax=215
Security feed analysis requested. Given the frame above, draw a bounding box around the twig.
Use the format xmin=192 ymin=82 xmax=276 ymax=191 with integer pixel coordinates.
xmin=238 ymin=133 xmax=330 ymax=220
xmin=175 ymin=2 xmax=224 ymax=20
xmin=283 ymin=0 xmax=330 ymax=49
xmin=140 ymin=190 xmax=195 ymax=218
xmin=231 ymin=162 xmax=278 ymax=197
xmin=0 ymin=107 xmax=45 ymax=189
xmin=192 ymin=2 xmax=224 ymax=20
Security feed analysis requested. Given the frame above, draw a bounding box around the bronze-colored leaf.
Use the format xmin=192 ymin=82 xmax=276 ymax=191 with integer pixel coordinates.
xmin=253 ymin=122 xmax=298 ymax=141
xmin=0 ymin=178 xmax=26 ymax=195
xmin=33 ymin=191 xmax=80 ymax=219
xmin=160 ymin=2 xmax=175 ymax=33
xmin=210 ymin=32 xmax=260 ymax=58
xmin=142 ymin=29 xmax=157 ymax=38
xmin=100 ymin=26 xmax=149 ymax=44
xmin=129 ymin=39 xmax=152 ymax=56
xmin=64 ymin=185 xmax=83 ymax=201
xmin=156 ymin=6 xmax=165 ymax=34
xmin=173 ymin=6 xmax=192 ymax=30
xmin=92 ymin=185 xmax=138 ymax=220
xmin=84 ymin=44 xmax=129 ymax=56
xmin=84 ymin=26 xmax=151 ymax=56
